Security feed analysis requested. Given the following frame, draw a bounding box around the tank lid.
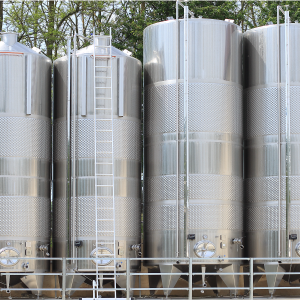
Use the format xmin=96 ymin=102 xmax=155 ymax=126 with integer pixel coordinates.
xmin=1 ymin=32 xmax=18 ymax=46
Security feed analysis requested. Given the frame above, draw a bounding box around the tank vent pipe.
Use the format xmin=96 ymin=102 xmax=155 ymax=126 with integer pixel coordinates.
xmin=1 ymin=32 xmax=18 ymax=46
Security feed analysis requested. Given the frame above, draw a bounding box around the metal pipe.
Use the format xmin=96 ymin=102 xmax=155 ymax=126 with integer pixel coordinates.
xmin=183 ymin=4 xmax=189 ymax=258
xmin=62 ymin=257 xmax=66 ymax=300
xmin=26 ymin=55 xmax=31 ymax=115
xmin=66 ymin=37 xmax=72 ymax=259
xmin=92 ymin=26 xmax=99 ymax=291
xmin=175 ymin=0 xmax=179 ymax=259
xmin=285 ymin=9 xmax=291 ymax=258
xmin=81 ymin=56 xmax=87 ymax=116
xmin=126 ymin=258 xmax=130 ymax=300
xmin=249 ymin=258 xmax=253 ymax=300
xmin=72 ymin=32 xmax=77 ymax=263
xmin=188 ymin=257 xmax=192 ymax=300
xmin=277 ymin=5 xmax=282 ymax=258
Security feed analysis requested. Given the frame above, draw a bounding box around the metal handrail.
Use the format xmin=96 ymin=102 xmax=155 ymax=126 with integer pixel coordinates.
xmin=3 ymin=256 xmax=300 ymax=299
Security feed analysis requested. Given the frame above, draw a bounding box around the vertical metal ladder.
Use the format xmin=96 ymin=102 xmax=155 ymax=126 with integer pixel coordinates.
xmin=93 ymin=28 xmax=116 ymax=299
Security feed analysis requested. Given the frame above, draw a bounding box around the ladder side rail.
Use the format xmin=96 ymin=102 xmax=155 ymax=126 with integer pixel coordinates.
xmin=92 ymin=27 xmax=100 ymax=297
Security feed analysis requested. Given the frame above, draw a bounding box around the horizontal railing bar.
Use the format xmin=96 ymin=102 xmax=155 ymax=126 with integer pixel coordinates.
xmin=67 ymin=258 xmax=124 ymax=260
xmin=130 ymin=288 xmax=189 ymax=291
xmin=0 ymin=257 xmax=62 ymax=260
xmin=66 ymin=272 xmax=125 ymax=276
xmin=132 ymin=272 xmax=250 ymax=276
xmin=254 ymin=287 xmax=300 ymax=290
xmin=128 ymin=257 xmax=248 ymax=261
xmin=66 ymin=288 xmax=126 ymax=291
xmin=1 ymin=288 xmax=62 ymax=291
xmin=254 ymin=272 xmax=300 ymax=275
xmin=192 ymin=287 xmax=249 ymax=291
xmin=253 ymin=257 xmax=300 ymax=260
xmin=0 ymin=273 xmax=62 ymax=276
xmin=192 ymin=272 xmax=250 ymax=276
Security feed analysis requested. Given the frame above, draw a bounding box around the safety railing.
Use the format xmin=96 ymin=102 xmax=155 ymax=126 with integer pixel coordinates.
xmin=2 ymin=257 xmax=300 ymax=299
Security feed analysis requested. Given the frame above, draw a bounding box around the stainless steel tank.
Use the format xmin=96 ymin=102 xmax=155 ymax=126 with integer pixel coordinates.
xmin=0 ymin=32 xmax=51 ymax=292
xmin=144 ymin=18 xmax=243 ymax=295
xmin=244 ymin=23 xmax=300 ymax=259
xmin=53 ymin=37 xmax=141 ymax=283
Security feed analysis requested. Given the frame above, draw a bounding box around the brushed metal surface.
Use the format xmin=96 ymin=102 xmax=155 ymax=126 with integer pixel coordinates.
xmin=144 ymin=19 xmax=243 ymax=264
xmin=244 ymin=23 xmax=300 ymax=258
xmin=0 ymin=33 xmax=51 ymax=272
xmin=53 ymin=44 xmax=141 ymax=271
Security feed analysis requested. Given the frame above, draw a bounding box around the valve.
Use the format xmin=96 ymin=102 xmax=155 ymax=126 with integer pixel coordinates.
xmin=130 ymin=244 xmax=141 ymax=251
xmin=232 ymin=237 xmax=244 ymax=249
xmin=39 ymin=245 xmax=50 ymax=256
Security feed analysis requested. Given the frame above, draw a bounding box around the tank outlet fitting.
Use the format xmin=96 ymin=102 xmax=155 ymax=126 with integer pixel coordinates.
xmin=232 ymin=238 xmax=242 ymax=244
xmin=116 ymin=262 xmax=122 ymax=269
xmin=21 ymin=262 xmax=29 ymax=269
xmin=130 ymin=244 xmax=141 ymax=251
xmin=38 ymin=245 xmax=48 ymax=252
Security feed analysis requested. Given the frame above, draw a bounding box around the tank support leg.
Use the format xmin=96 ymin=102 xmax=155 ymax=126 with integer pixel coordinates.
xmin=159 ymin=264 xmax=182 ymax=297
xmin=264 ymin=262 xmax=285 ymax=295
xmin=217 ymin=264 xmax=240 ymax=297
xmin=5 ymin=274 xmax=10 ymax=293
xmin=21 ymin=274 xmax=44 ymax=296
xmin=201 ymin=265 xmax=206 ymax=287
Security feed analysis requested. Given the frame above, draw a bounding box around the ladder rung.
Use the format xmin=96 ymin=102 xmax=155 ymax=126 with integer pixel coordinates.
xmin=97 ymin=242 xmax=115 ymax=244
xmin=96 ymin=207 xmax=114 ymax=209
xmin=96 ymin=130 xmax=112 ymax=132
xmin=95 ymin=76 xmax=112 ymax=79
xmin=95 ymin=174 xmax=113 ymax=176
xmin=95 ymin=45 xmax=111 ymax=48
xmin=93 ymin=289 xmax=117 ymax=291
xmin=96 ymin=151 xmax=113 ymax=154
xmin=96 ymin=184 xmax=113 ymax=187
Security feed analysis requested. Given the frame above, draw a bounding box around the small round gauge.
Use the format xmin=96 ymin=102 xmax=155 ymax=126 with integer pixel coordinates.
xmin=0 ymin=247 xmax=20 ymax=267
xmin=90 ymin=247 xmax=112 ymax=266
xmin=295 ymin=242 xmax=300 ymax=257
xmin=194 ymin=240 xmax=216 ymax=258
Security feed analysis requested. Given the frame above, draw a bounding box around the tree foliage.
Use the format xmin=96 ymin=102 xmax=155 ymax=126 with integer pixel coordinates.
xmin=1 ymin=1 xmax=300 ymax=61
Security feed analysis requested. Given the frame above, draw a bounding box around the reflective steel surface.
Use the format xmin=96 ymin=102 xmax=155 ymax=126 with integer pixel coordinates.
xmin=144 ymin=19 xmax=243 ymax=265
xmin=244 ymin=24 xmax=300 ymax=258
xmin=0 ymin=32 xmax=51 ymax=272
xmin=53 ymin=44 xmax=141 ymax=271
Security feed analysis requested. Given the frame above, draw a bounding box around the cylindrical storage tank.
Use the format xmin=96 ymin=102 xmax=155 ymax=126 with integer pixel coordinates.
xmin=0 ymin=32 xmax=51 ymax=289
xmin=244 ymin=23 xmax=300 ymax=259
xmin=144 ymin=18 xmax=243 ymax=266
xmin=53 ymin=38 xmax=141 ymax=276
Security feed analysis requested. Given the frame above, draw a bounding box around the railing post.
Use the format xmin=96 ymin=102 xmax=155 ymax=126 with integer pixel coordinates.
xmin=249 ymin=258 xmax=253 ymax=300
xmin=62 ymin=258 xmax=66 ymax=300
xmin=126 ymin=258 xmax=130 ymax=300
xmin=189 ymin=257 xmax=192 ymax=300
